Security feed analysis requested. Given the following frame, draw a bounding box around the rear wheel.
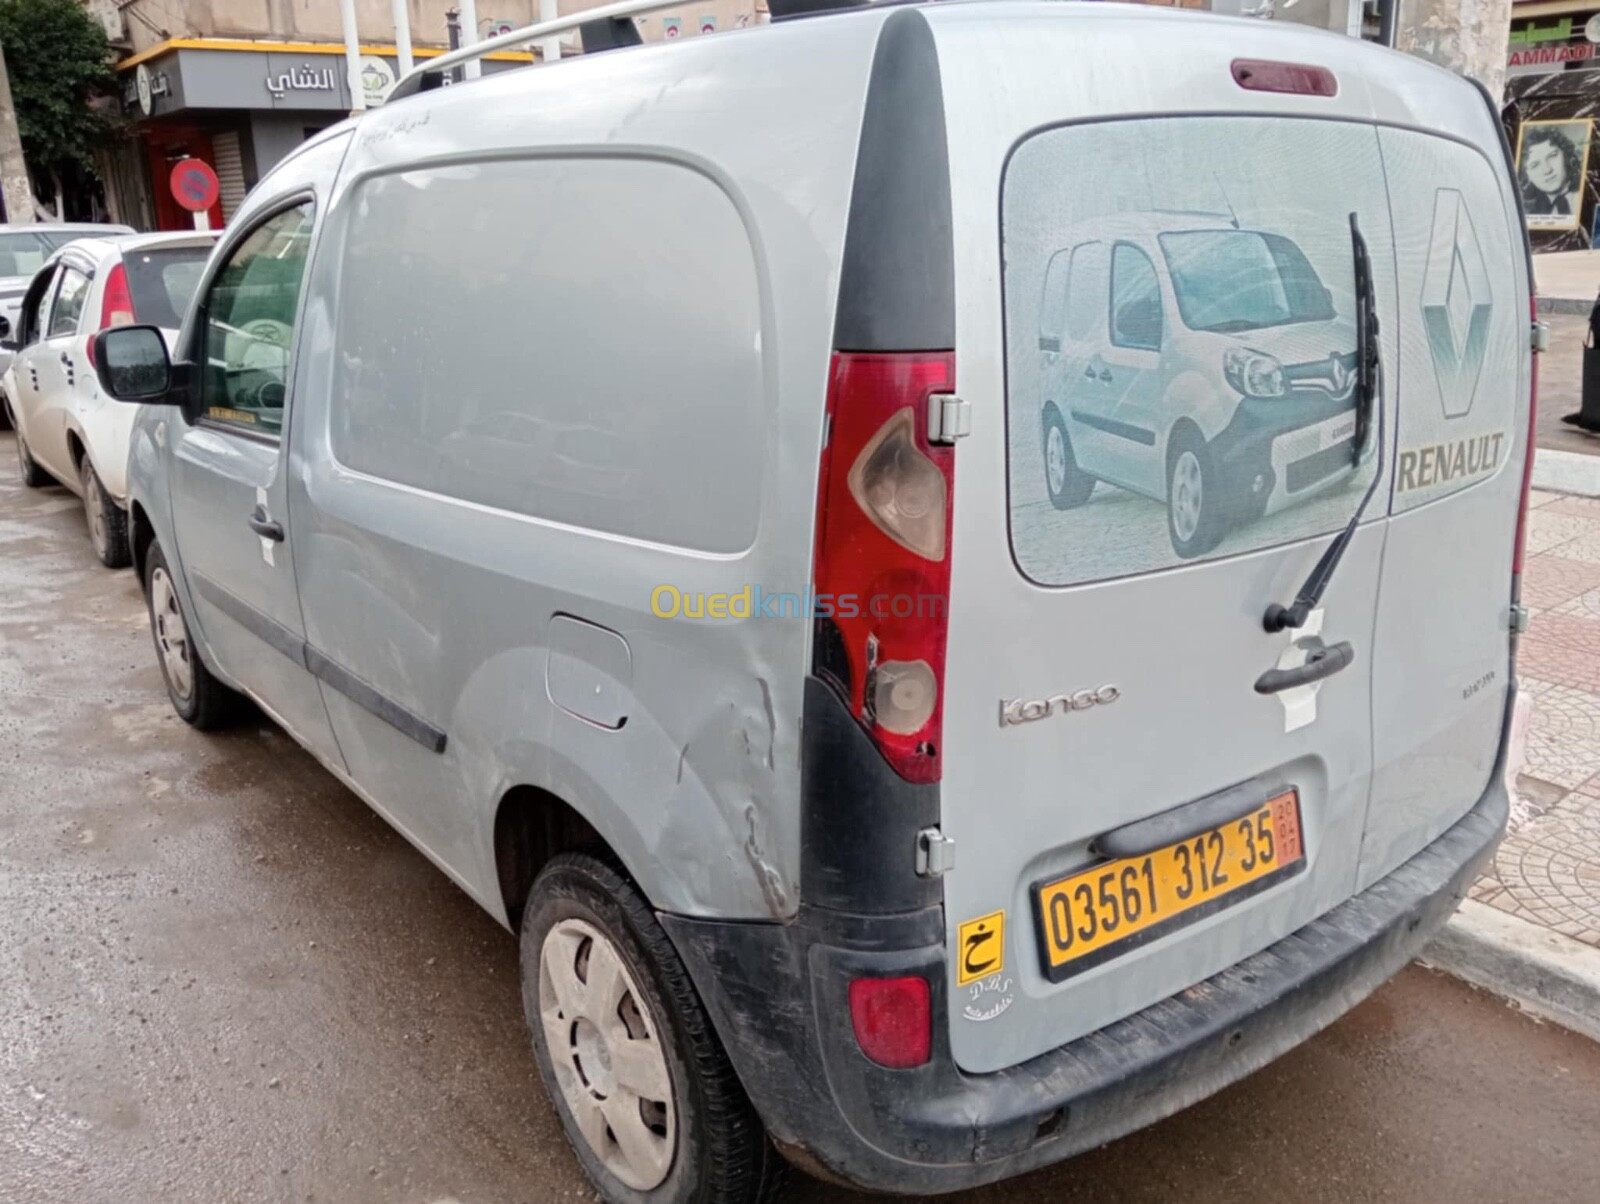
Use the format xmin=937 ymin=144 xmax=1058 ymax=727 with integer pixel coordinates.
xmin=82 ymin=459 xmax=131 ymax=568
xmin=14 ymin=420 xmax=48 ymax=488
xmin=145 ymin=542 xmax=243 ymax=729
xmin=1042 ymin=405 xmax=1094 ymax=510
xmin=1166 ymin=424 xmax=1225 ymax=558
xmin=522 ymin=853 xmax=780 ymax=1204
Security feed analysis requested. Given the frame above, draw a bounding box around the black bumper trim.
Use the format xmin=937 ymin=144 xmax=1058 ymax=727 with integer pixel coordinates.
xmin=663 ymin=767 xmax=1509 ymax=1194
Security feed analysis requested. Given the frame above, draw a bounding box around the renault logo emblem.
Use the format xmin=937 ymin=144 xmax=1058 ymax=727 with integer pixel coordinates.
xmin=1421 ymin=188 xmax=1493 ymax=420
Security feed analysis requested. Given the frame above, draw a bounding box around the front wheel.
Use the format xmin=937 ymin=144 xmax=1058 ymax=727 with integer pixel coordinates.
xmin=523 ymin=854 xmax=780 ymax=1204
xmin=1166 ymin=425 xmax=1226 ymax=559
xmin=14 ymin=419 xmax=49 ymax=488
xmin=144 ymin=542 xmax=244 ymax=729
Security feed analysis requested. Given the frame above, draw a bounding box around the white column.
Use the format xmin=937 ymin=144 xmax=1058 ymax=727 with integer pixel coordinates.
xmin=392 ymin=0 xmax=415 ymax=74
xmin=458 ymin=0 xmax=482 ymax=79
xmin=539 ymin=0 xmax=561 ymax=63
xmin=1395 ymin=0 xmax=1514 ymax=100
xmin=339 ymin=0 xmax=366 ymax=111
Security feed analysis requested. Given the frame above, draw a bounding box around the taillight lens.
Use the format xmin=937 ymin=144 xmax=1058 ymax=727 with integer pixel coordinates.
xmin=848 ymin=975 xmax=931 ymax=1069
xmin=1513 ymin=295 xmax=1539 ymax=577
xmin=813 ymin=351 xmax=955 ymax=784
xmin=99 ymin=262 xmax=135 ymax=331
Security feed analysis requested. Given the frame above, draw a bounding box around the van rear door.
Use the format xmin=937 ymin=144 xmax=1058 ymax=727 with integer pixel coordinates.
xmin=1361 ymin=126 xmax=1530 ymax=888
xmin=945 ymin=109 xmax=1401 ymax=1075
xmin=925 ymin=12 xmax=1434 ymax=1074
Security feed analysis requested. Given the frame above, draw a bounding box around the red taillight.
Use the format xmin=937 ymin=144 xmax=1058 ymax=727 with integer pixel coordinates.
xmin=813 ymin=351 xmax=955 ymax=784
xmin=1231 ymin=59 xmax=1338 ymax=97
xmin=1514 ymin=295 xmax=1540 ymax=577
xmin=99 ymin=262 xmax=135 ymax=331
xmin=85 ymin=332 xmax=97 ymax=367
xmin=848 ymin=975 xmax=931 ymax=1069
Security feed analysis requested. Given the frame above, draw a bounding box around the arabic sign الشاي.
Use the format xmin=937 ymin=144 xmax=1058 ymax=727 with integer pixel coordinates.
xmin=265 ymin=62 xmax=337 ymax=100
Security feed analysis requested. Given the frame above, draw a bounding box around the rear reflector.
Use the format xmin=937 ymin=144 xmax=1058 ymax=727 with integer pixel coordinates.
xmin=1231 ymin=59 xmax=1338 ymax=97
xmin=848 ymin=976 xmax=931 ymax=1068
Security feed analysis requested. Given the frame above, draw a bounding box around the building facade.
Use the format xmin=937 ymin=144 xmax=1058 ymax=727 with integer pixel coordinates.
xmin=96 ymin=0 xmax=764 ymax=230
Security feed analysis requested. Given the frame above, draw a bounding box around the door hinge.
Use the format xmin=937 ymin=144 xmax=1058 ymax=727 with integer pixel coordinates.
xmin=927 ymin=393 xmax=971 ymax=444
xmin=1509 ymin=604 xmax=1531 ymax=634
xmin=1531 ymin=320 xmax=1550 ymax=353
xmin=916 ymin=827 xmax=956 ymax=877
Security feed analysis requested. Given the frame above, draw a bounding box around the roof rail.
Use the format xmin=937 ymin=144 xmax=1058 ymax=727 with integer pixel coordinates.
xmin=388 ymin=0 xmax=702 ymax=101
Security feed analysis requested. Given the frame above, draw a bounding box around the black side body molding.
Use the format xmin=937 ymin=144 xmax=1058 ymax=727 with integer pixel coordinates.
xmin=189 ymin=571 xmax=447 ymax=754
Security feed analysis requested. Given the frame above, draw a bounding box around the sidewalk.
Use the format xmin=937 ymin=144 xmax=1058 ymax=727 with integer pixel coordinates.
xmin=1421 ymin=329 xmax=1600 ymax=1038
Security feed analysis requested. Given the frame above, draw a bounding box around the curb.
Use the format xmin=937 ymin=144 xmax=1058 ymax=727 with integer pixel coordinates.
xmin=1537 ymin=296 xmax=1593 ymax=316
xmin=1532 ymin=447 xmax=1600 ymax=497
xmin=1421 ymin=899 xmax=1600 ymax=1044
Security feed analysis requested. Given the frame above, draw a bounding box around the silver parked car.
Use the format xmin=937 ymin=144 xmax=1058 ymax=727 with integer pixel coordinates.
xmin=91 ymin=5 xmax=1533 ymax=1201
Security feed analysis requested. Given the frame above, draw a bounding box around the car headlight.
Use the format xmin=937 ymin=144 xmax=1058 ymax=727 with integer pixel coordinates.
xmin=1224 ymin=347 xmax=1286 ymax=399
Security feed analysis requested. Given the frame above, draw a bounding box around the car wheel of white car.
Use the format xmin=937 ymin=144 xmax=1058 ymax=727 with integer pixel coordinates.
xmin=1042 ymin=404 xmax=1094 ymax=510
xmin=523 ymin=853 xmax=780 ymax=1204
xmin=1166 ymin=425 xmax=1225 ymax=559
xmin=13 ymin=420 xmax=49 ymax=488
xmin=81 ymin=459 xmax=131 ymax=569
xmin=144 ymin=542 xmax=244 ymax=730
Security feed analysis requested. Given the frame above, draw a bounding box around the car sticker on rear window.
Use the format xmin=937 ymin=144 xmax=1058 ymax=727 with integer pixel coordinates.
xmin=1002 ymin=116 xmax=1398 ymax=588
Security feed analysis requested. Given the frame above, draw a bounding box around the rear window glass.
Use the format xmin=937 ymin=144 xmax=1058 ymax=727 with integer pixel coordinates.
xmin=124 ymin=247 xmax=210 ymax=329
xmin=1003 ymin=116 xmax=1395 ymax=587
xmin=0 ymin=232 xmax=55 ymax=279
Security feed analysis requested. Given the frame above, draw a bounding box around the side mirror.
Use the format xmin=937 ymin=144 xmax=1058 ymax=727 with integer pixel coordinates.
xmin=93 ymin=325 xmax=176 ymax=403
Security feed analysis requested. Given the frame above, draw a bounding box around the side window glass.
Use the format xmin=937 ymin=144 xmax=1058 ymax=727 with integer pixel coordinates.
xmin=46 ymin=267 xmax=90 ymax=338
xmin=198 ymin=201 xmax=315 ymax=437
xmin=1110 ymin=243 xmax=1162 ymax=351
xmin=1065 ymin=242 xmax=1106 ymax=343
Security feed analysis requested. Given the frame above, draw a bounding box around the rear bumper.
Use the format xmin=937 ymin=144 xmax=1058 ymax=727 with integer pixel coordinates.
xmin=662 ymin=767 xmax=1508 ymax=1194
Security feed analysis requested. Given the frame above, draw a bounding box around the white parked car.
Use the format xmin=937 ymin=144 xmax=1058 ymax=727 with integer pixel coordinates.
xmin=1037 ymin=211 xmax=1362 ymax=558
xmin=0 ymin=222 xmax=134 ymax=389
xmin=1 ymin=232 xmax=215 ymax=565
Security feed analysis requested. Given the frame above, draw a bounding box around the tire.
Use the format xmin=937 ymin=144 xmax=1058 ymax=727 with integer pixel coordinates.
xmin=144 ymin=542 xmax=243 ymax=729
xmin=82 ymin=459 xmax=131 ymax=568
xmin=1166 ymin=424 xmax=1226 ymax=559
xmin=1041 ymin=404 xmax=1095 ymax=510
xmin=522 ymin=853 xmax=781 ymax=1204
xmin=13 ymin=416 xmax=49 ymax=488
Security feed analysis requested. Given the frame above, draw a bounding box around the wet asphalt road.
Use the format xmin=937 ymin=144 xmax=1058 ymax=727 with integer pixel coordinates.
xmin=3 ymin=427 xmax=1600 ymax=1204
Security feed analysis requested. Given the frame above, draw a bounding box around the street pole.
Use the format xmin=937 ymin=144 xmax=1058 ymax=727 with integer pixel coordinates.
xmin=0 ymin=39 xmax=35 ymax=225
xmin=458 ymin=0 xmax=482 ymax=79
xmin=1393 ymin=0 xmax=1512 ymax=100
xmin=539 ymin=0 xmax=561 ymax=63
xmin=339 ymin=0 xmax=367 ymax=113
xmin=392 ymin=0 xmax=415 ymax=74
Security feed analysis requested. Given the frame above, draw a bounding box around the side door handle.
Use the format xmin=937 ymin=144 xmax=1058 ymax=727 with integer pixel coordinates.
xmin=1253 ymin=641 xmax=1354 ymax=695
xmin=248 ymin=505 xmax=284 ymax=542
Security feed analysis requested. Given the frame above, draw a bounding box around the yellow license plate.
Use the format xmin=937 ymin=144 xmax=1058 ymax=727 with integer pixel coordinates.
xmin=1032 ymin=789 xmax=1306 ymax=982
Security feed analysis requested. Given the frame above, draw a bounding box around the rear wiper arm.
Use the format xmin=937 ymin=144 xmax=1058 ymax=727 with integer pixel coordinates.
xmin=1262 ymin=212 xmax=1384 ymax=635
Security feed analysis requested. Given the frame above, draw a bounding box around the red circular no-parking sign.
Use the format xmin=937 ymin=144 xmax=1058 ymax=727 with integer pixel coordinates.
xmin=169 ymin=159 xmax=219 ymax=213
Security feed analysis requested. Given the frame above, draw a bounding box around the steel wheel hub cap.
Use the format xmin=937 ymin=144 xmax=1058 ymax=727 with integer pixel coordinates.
xmin=1173 ymin=450 xmax=1203 ymax=542
xmin=150 ymin=567 xmax=193 ymax=701
xmin=540 ymin=918 xmax=675 ymax=1191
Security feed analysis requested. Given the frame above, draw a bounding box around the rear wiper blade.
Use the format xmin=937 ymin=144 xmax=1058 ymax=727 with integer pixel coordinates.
xmin=1262 ymin=212 xmax=1384 ymax=635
